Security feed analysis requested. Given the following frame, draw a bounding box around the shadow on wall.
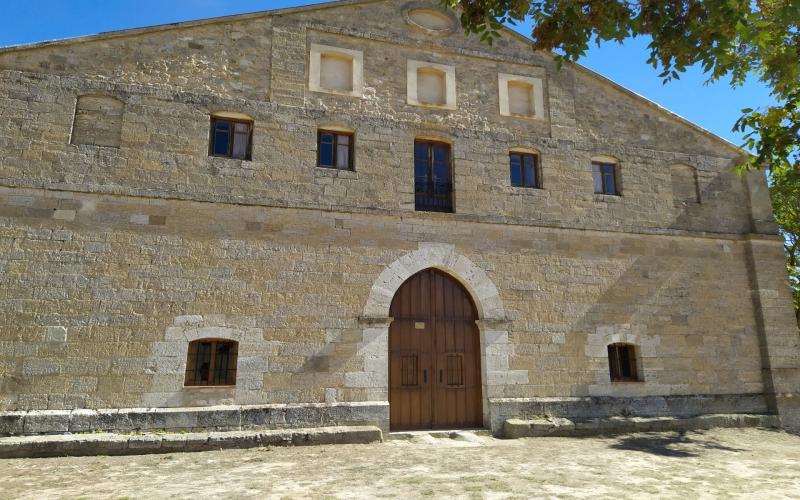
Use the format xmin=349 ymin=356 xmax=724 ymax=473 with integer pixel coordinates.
xmin=562 ymin=168 xmax=765 ymax=399
xmin=609 ymin=430 xmax=747 ymax=458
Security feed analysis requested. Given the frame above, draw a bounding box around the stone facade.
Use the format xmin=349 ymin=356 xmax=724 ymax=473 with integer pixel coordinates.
xmin=0 ymin=0 xmax=798 ymax=435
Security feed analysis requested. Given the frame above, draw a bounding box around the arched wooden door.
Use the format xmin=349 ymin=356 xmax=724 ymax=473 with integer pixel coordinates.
xmin=389 ymin=268 xmax=483 ymax=430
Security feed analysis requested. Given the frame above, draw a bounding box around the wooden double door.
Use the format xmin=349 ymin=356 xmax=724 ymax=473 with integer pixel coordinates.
xmin=389 ymin=269 xmax=483 ymax=430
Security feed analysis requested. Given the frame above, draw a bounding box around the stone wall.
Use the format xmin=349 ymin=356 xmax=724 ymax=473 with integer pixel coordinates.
xmin=0 ymin=0 xmax=797 ymax=432
xmin=0 ymin=186 xmax=776 ymax=412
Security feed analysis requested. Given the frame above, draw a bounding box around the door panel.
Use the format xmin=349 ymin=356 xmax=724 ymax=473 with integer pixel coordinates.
xmin=389 ymin=269 xmax=482 ymax=430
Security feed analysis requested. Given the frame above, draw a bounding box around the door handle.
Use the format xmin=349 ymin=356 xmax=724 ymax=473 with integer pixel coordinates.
xmin=423 ymin=369 xmax=427 ymax=384
xmin=440 ymin=369 xmax=443 ymax=384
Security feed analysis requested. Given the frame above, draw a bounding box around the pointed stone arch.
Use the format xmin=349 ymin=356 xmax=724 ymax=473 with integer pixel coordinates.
xmin=352 ymin=242 xmax=526 ymax=430
xmin=363 ymin=242 xmax=505 ymax=321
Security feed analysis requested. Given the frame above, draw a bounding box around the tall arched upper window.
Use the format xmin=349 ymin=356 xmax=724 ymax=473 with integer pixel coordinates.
xmin=671 ymin=164 xmax=700 ymax=204
xmin=70 ymin=95 xmax=124 ymax=148
xmin=184 ymin=339 xmax=239 ymax=386
xmin=414 ymin=139 xmax=453 ymax=213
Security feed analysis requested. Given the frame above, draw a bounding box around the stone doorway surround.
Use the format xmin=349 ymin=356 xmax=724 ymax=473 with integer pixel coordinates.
xmin=355 ymin=242 xmax=528 ymax=428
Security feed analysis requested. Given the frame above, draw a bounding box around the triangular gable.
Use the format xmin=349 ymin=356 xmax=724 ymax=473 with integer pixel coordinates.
xmin=0 ymin=0 xmax=744 ymax=155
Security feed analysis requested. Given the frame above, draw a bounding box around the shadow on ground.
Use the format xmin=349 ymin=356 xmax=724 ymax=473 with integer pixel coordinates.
xmin=609 ymin=430 xmax=747 ymax=458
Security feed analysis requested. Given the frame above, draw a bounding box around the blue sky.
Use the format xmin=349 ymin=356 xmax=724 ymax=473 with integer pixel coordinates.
xmin=0 ymin=0 xmax=774 ymax=146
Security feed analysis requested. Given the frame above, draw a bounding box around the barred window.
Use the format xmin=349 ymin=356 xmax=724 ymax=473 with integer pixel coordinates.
xmin=184 ymin=339 xmax=238 ymax=386
xmin=608 ymin=343 xmax=640 ymax=382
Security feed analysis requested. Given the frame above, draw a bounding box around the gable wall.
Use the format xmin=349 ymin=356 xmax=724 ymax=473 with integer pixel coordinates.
xmin=0 ymin=0 xmax=796 ymax=431
xmin=0 ymin=0 xmax=765 ymax=236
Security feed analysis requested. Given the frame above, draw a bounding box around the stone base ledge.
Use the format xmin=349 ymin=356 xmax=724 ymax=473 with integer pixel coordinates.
xmin=503 ymin=413 xmax=780 ymax=438
xmin=488 ymin=393 xmax=770 ymax=433
xmin=0 ymin=402 xmax=390 ymax=437
xmin=0 ymin=425 xmax=383 ymax=459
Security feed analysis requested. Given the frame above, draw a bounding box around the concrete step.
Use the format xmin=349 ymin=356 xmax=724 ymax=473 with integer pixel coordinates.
xmin=0 ymin=425 xmax=383 ymax=459
xmin=388 ymin=428 xmax=491 ymax=441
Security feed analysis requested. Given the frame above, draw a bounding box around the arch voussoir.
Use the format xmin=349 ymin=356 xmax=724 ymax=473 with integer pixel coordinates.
xmin=353 ymin=242 xmax=522 ymax=430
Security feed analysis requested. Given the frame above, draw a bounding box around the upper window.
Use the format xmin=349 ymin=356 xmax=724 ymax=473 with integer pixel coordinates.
xmin=671 ymin=164 xmax=700 ymax=204
xmin=318 ymin=129 xmax=354 ymax=170
xmin=184 ymin=339 xmax=239 ymax=387
xmin=592 ymin=160 xmax=620 ymax=195
xmin=71 ymin=95 xmax=124 ymax=148
xmin=407 ymin=60 xmax=456 ymax=109
xmin=209 ymin=116 xmax=252 ymax=160
xmin=498 ymin=74 xmax=544 ymax=119
xmin=607 ymin=343 xmax=640 ymax=382
xmin=309 ymin=44 xmax=364 ymax=97
xmin=510 ymin=152 xmax=541 ymax=189
xmin=414 ymin=140 xmax=453 ymax=213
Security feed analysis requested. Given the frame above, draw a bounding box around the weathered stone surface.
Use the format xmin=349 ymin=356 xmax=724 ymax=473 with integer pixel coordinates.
xmin=1 ymin=402 xmax=389 ymax=436
xmin=503 ymin=413 xmax=779 ymax=439
xmin=0 ymin=426 xmax=383 ymax=458
xmin=0 ymin=412 xmax=25 ymax=436
xmin=489 ymin=394 xmax=771 ymax=434
xmin=0 ymin=0 xmax=796 ymax=435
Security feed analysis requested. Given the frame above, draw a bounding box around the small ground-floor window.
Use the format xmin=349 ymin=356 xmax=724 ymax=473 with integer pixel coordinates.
xmin=607 ymin=343 xmax=639 ymax=382
xmin=184 ymin=339 xmax=239 ymax=386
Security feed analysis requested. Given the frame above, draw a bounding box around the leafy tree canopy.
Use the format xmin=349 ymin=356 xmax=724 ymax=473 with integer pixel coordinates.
xmin=442 ymin=0 xmax=800 ymax=321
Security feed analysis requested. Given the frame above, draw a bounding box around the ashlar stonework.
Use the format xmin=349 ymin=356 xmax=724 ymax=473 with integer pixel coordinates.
xmin=0 ymin=0 xmax=798 ymax=436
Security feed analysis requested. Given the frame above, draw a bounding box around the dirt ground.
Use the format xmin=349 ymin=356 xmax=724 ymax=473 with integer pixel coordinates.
xmin=1 ymin=427 xmax=799 ymax=499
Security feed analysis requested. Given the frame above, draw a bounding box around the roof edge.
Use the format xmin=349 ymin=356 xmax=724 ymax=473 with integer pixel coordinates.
xmin=497 ymin=25 xmax=747 ymax=157
xmin=0 ymin=0 xmax=747 ymax=157
xmin=0 ymin=0 xmax=382 ymax=54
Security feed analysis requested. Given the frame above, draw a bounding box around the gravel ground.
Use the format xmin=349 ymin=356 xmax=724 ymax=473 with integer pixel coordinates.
xmin=0 ymin=427 xmax=798 ymax=499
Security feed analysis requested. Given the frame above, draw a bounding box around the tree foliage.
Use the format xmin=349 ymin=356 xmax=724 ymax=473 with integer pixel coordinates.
xmin=443 ymin=0 xmax=800 ymax=322
xmin=770 ymin=165 xmax=800 ymax=324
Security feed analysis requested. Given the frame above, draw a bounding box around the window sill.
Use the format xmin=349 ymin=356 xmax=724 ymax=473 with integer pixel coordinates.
xmin=407 ymin=101 xmax=456 ymax=111
xmin=208 ymin=155 xmax=251 ymax=163
xmin=314 ymin=166 xmax=359 ymax=179
xmin=71 ymin=143 xmax=122 ymax=150
xmin=593 ymin=193 xmax=622 ymax=202
xmin=610 ymin=380 xmax=644 ymax=384
xmin=500 ymin=112 xmax=545 ymax=121
xmin=506 ymin=185 xmax=545 ymax=193
xmin=310 ymin=87 xmax=363 ymax=99
xmin=183 ymin=385 xmax=236 ymax=389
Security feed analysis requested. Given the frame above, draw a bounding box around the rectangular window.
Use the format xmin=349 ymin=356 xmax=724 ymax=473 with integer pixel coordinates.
xmin=185 ymin=339 xmax=239 ymax=386
xmin=414 ymin=140 xmax=453 ymax=213
xmin=209 ymin=118 xmax=252 ymax=160
xmin=592 ymin=162 xmax=619 ymax=195
xmin=608 ymin=344 xmax=639 ymax=382
xmin=510 ymin=153 xmax=540 ymax=188
xmin=318 ymin=130 xmax=354 ymax=170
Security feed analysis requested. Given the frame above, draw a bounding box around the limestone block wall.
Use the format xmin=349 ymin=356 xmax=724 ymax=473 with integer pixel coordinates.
xmin=0 ymin=0 xmax=796 ymax=431
xmin=0 ymin=185 xmax=773 ymax=413
xmin=0 ymin=0 xmax=762 ymax=238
